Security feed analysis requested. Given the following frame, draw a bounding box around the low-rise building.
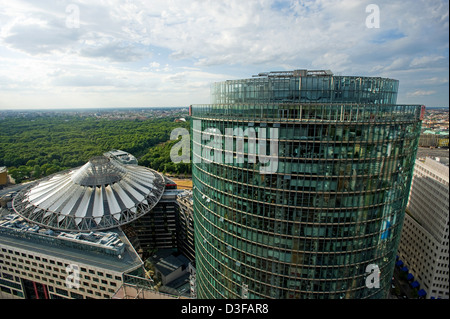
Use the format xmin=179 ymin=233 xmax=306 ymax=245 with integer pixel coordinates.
xmin=103 ymin=149 xmax=138 ymax=165
xmin=0 ymin=213 xmax=144 ymax=299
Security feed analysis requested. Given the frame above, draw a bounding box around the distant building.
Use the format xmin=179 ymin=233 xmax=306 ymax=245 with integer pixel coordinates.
xmin=438 ymin=137 xmax=449 ymax=148
xmin=419 ymin=131 xmax=449 ymax=148
xmin=104 ymin=149 xmax=138 ymax=165
xmin=419 ymin=134 xmax=439 ymax=147
xmin=398 ymin=157 xmax=449 ymax=299
xmin=0 ymin=167 xmax=7 ymax=186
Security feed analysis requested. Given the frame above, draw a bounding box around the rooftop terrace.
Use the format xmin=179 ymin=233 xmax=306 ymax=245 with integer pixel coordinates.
xmin=253 ymin=69 xmax=334 ymax=78
xmin=0 ymin=213 xmax=142 ymax=273
xmin=0 ymin=213 xmax=125 ymax=256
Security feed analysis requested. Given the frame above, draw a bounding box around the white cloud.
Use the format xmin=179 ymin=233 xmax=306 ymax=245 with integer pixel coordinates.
xmin=0 ymin=0 xmax=448 ymax=108
xmin=422 ymin=77 xmax=449 ymax=85
xmin=407 ymin=90 xmax=437 ymax=97
xmin=410 ymin=55 xmax=446 ymax=68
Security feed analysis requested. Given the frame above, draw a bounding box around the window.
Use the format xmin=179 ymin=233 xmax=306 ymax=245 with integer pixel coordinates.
xmin=55 ymin=288 xmax=69 ymax=296
xmin=71 ymin=291 xmax=84 ymax=299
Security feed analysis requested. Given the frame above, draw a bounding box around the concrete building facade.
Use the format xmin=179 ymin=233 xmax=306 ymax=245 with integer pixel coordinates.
xmin=398 ymin=157 xmax=449 ymax=299
xmin=0 ymin=214 xmax=144 ymax=299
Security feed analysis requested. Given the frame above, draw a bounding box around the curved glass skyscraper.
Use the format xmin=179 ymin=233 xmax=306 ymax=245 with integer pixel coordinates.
xmin=190 ymin=70 xmax=424 ymax=299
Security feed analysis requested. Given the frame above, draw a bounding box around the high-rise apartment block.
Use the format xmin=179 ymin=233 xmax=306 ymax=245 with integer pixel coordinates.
xmin=190 ymin=69 xmax=423 ymax=299
xmin=398 ymin=157 xmax=449 ymax=299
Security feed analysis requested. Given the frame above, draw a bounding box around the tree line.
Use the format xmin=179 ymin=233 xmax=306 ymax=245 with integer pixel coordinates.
xmin=0 ymin=115 xmax=191 ymax=183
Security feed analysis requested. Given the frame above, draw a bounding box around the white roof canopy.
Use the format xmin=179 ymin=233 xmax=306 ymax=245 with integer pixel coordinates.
xmin=12 ymin=156 xmax=166 ymax=232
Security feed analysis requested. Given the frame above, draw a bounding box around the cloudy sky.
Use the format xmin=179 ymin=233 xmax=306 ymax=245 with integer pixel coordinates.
xmin=0 ymin=0 xmax=448 ymax=109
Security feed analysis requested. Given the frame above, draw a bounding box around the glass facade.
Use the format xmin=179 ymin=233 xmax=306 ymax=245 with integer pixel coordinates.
xmin=191 ymin=70 xmax=423 ymax=299
xmin=211 ymin=70 xmax=398 ymax=105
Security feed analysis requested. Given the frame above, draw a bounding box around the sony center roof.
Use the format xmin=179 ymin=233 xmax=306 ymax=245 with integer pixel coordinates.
xmin=12 ymin=156 xmax=166 ymax=232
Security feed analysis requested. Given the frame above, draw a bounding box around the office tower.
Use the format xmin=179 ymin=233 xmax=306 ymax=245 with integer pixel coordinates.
xmin=124 ymin=176 xmax=181 ymax=255
xmin=176 ymin=190 xmax=195 ymax=262
xmin=190 ymin=69 xmax=424 ymax=299
xmin=398 ymin=157 xmax=449 ymax=299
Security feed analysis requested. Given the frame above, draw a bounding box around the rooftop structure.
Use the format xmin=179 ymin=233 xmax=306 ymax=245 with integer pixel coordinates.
xmin=253 ymin=69 xmax=334 ymax=77
xmin=211 ymin=68 xmax=400 ymax=105
xmin=0 ymin=211 xmax=144 ymax=299
xmin=104 ymin=149 xmax=138 ymax=165
xmin=12 ymin=156 xmax=165 ymax=232
xmin=0 ymin=213 xmax=126 ymax=257
xmin=0 ymin=167 xmax=7 ymax=186
xmin=111 ymin=283 xmax=190 ymax=299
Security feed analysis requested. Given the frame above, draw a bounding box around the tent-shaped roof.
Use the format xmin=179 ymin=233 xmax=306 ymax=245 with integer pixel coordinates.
xmin=12 ymin=156 xmax=165 ymax=232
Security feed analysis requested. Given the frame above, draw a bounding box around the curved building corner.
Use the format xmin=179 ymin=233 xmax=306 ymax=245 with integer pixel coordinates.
xmin=191 ymin=69 xmax=424 ymax=299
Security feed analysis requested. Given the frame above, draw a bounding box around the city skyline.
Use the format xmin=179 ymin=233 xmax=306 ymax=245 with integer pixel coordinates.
xmin=0 ymin=0 xmax=448 ymax=110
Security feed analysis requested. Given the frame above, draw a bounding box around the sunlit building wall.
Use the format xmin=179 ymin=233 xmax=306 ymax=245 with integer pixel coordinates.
xmin=398 ymin=157 xmax=449 ymax=299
